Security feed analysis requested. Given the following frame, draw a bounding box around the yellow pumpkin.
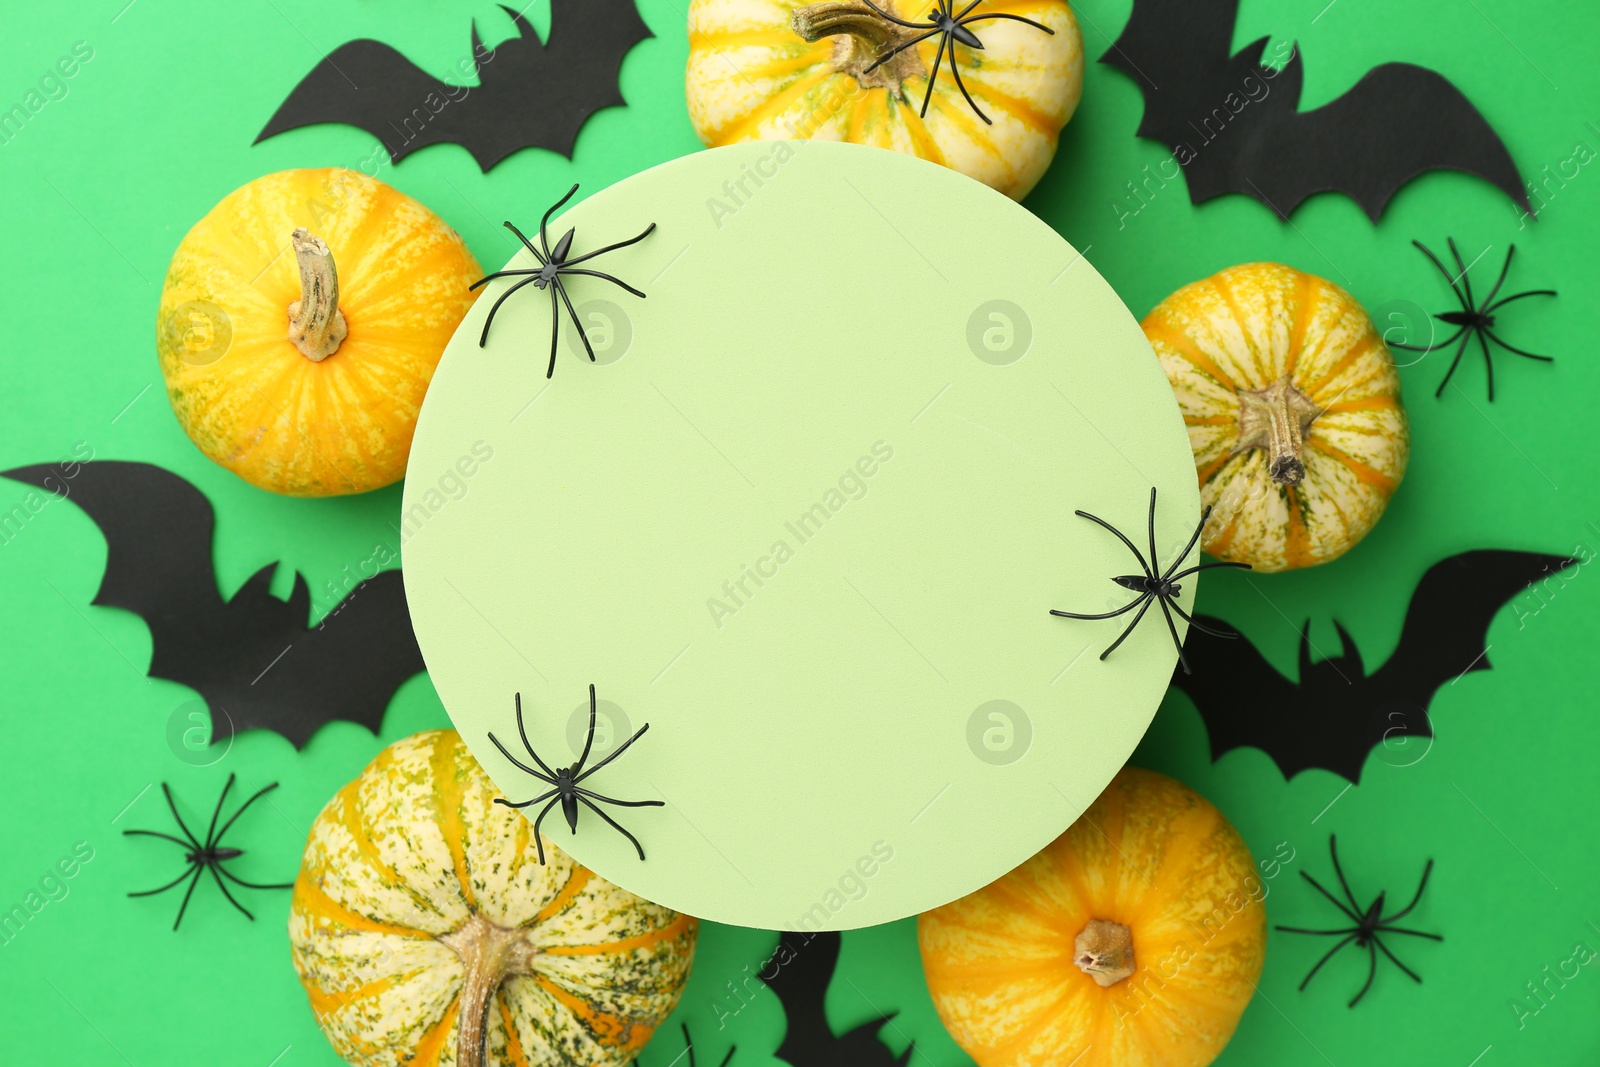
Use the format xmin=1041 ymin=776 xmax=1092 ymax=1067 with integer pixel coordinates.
xmin=158 ymin=169 xmax=481 ymax=496
xmin=1144 ymin=263 xmax=1409 ymax=572
xmin=919 ymin=767 xmax=1265 ymax=1067
xmin=290 ymin=731 xmax=697 ymax=1067
xmin=686 ymin=0 xmax=1084 ymax=200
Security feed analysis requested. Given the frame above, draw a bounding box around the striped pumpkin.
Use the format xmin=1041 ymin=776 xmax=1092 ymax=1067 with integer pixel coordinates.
xmin=290 ymin=731 xmax=696 ymax=1067
xmin=1143 ymin=263 xmax=1409 ymax=572
xmin=919 ymin=767 xmax=1266 ymax=1067
xmin=686 ymin=0 xmax=1084 ymax=200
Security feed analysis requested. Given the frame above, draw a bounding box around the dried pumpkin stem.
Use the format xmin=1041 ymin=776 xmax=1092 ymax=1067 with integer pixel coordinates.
xmin=791 ymin=2 xmax=927 ymax=88
xmin=287 ymin=227 xmax=349 ymax=362
xmin=438 ymin=912 xmax=539 ymax=1067
xmin=1235 ymin=375 xmax=1322 ymax=487
xmin=1074 ymin=918 xmax=1136 ymax=987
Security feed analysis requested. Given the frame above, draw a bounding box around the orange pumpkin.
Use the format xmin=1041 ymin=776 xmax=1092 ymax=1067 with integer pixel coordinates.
xmin=290 ymin=730 xmax=697 ymax=1067
xmin=157 ymin=169 xmax=481 ymax=496
xmin=919 ymin=767 xmax=1265 ymax=1067
xmin=1144 ymin=263 xmax=1409 ymax=571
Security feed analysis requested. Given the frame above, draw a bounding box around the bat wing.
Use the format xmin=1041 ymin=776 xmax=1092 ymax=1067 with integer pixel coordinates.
xmin=768 ymin=930 xmax=842 ymax=1065
xmin=238 ymin=569 xmax=426 ymax=748
xmin=1368 ymin=549 xmax=1576 ymax=713
xmin=1 ymin=460 xmax=227 ymax=667
xmin=1239 ymin=61 xmax=1532 ymax=221
xmin=1169 ymin=615 xmax=1322 ymax=779
xmin=1101 ymin=0 xmax=1247 ymax=140
xmin=255 ymin=38 xmax=458 ymax=163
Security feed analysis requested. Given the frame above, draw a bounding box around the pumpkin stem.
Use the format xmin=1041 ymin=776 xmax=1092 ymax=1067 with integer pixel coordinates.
xmin=1234 ymin=375 xmax=1321 ymax=486
xmin=438 ymin=912 xmax=539 ymax=1067
xmin=288 ymin=228 xmax=349 ymax=362
xmin=1074 ymin=918 xmax=1136 ymax=987
xmin=791 ymin=2 xmax=927 ymax=89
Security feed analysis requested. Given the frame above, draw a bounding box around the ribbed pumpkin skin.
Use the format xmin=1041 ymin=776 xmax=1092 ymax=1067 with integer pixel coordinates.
xmin=1145 ymin=263 xmax=1409 ymax=572
xmin=919 ymin=768 xmax=1265 ymax=1067
xmin=158 ymin=169 xmax=481 ymax=496
xmin=686 ymin=0 xmax=1084 ymax=200
xmin=290 ymin=731 xmax=697 ymax=1067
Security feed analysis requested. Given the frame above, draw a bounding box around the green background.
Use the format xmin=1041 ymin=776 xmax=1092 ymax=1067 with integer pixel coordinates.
xmin=0 ymin=0 xmax=1595 ymax=1064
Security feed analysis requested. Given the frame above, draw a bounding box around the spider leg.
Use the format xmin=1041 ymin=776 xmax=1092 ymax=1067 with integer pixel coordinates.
xmin=863 ymin=27 xmax=941 ymax=75
xmin=477 ymin=275 xmax=545 ymax=347
xmin=1049 ymin=595 xmax=1148 ymax=621
xmin=1410 ymin=240 xmax=1471 ymax=310
xmin=859 ymin=0 xmax=929 ymax=29
xmin=1296 ymin=932 xmax=1358 ymax=991
xmin=560 ymin=223 xmax=659 ymax=268
xmin=1098 ymin=595 xmax=1155 ymax=660
xmin=1327 ymin=836 xmax=1364 ymax=916
xmin=1380 ymin=926 xmax=1443 ymax=941
xmin=945 ymin=43 xmax=991 ymax=123
xmin=510 ymin=693 xmax=561 ymax=779
xmin=487 ymin=734 xmax=557 ymax=786
xmin=539 ymin=185 xmax=581 ymax=260
xmin=205 ymin=773 xmax=236 ymax=849
xmin=211 ymin=780 xmax=280 ymax=848
xmin=958 ymin=11 xmax=1055 ymax=33
xmin=576 ymin=795 xmax=650 ymax=861
xmin=530 ymin=795 xmax=563 ymax=865
xmin=919 ymin=33 xmax=949 ymax=118
xmin=546 ymin=283 xmax=561 ymax=378
xmin=1433 ymin=330 xmax=1474 ymax=398
xmin=1390 ymin=324 xmax=1465 ymax=353
xmin=503 ymin=221 xmax=549 ymax=266
xmin=494 ymin=787 xmax=561 ymax=811
xmin=216 ymin=865 xmax=296 ymax=891
xmin=161 ymin=783 xmax=202 ymax=850
xmin=574 ymin=684 xmax=599 ymax=776
xmin=956 ymin=0 xmax=983 ymax=17
xmin=1484 ymin=288 xmax=1556 ymax=313
xmin=1372 ymin=936 xmax=1424 ymax=985
xmin=1478 ymin=328 xmax=1495 ymax=402
xmin=1484 ymin=328 xmax=1554 ymax=362
xmin=1160 ymin=502 xmax=1211 ymax=581
xmin=470 ymin=268 xmax=545 ymax=291
xmin=123 ymin=829 xmax=195 ymax=849
xmin=560 ymin=268 xmax=648 ymax=299
xmin=555 ymin=278 xmax=597 ymax=364
xmin=1447 ymin=238 xmax=1477 ymax=310
xmin=128 ymin=863 xmax=202 ymax=898
xmin=573 ymin=723 xmax=653 ymax=783
xmin=1300 ymin=871 xmax=1361 ymax=923
xmin=170 ymin=866 xmax=206 ymax=931
xmin=1156 ymin=596 xmax=1190 ymax=675
xmin=1164 ymin=560 xmax=1253 ymax=582
xmin=574 ymin=787 xmax=665 ymax=808
xmin=1349 ymin=941 xmax=1378 ymax=1007
xmin=1382 ymin=858 xmax=1434 ymax=922
xmin=209 ymin=864 xmax=256 ymax=922
xmin=1166 ymin=599 xmax=1240 ymax=640
xmin=1075 ymin=510 xmax=1154 ymax=578
xmin=1145 ymin=488 xmax=1161 ymax=583
xmin=1480 ymin=244 xmax=1515 ymax=308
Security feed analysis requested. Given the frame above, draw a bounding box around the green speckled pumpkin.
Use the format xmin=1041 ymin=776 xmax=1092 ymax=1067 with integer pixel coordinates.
xmin=289 ymin=730 xmax=697 ymax=1067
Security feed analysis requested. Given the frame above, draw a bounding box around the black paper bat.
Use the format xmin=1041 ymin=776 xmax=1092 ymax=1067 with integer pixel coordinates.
xmin=1 ymin=461 xmax=424 ymax=749
xmin=256 ymin=0 xmax=653 ymax=170
xmin=1170 ymin=550 xmax=1575 ymax=783
xmin=1101 ymin=0 xmax=1530 ymax=221
xmin=763 ymin=930 xmax=913 ymax=1066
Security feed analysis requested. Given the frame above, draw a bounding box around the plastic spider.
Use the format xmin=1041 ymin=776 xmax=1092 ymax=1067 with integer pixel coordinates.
xmin=859 ymin=0 xmax=1054 ymax=124
xmin=489 ymin=684 xmax=663 ymax=864
xmin=1050 ymin=487 xmax=1249 ymax=674
xmin=1392 ymin=238 xmax=1556 ymax=401
xmin=472 ymin=184 xmax=656 ymax=379
xmin=1277 ymin=835 xmax=1442 ymax=1007
xmin=124 ymin=775 xmax=293 ymax=931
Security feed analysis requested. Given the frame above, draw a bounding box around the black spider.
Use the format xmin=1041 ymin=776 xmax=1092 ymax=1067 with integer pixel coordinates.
xmin=1051 ymin=487 xmax=1249 ymax=674
xmin=472 ymin=184 xmax=656 ymax=379
xmin=124 ymin=775 xmax=293 ymax=931
xmin=1277 ymin=835 xmax=1442 ymax=1007
xmin=860 ymin=0 xmax=1054 ymax=124
xmin=489 ymin=684 xmax=663 ymax=864
xmin=1392 ymin=238 xmax=1556 ymax=401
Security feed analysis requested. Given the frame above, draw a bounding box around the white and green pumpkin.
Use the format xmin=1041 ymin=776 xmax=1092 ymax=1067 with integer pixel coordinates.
xmin=289 ymin=730 xmax=697 ymax=1067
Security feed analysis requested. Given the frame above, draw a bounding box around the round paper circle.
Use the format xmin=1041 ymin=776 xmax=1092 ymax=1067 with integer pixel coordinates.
xmin=404 ymin=141 xmax=1200 ymax=930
